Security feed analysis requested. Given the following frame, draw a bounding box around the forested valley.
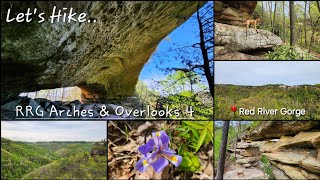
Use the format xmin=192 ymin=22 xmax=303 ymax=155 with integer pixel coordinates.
xmin=1 ymin=138 xmax=106 ymax=179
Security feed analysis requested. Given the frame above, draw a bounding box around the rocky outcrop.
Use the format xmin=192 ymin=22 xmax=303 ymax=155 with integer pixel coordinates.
xmin=1 ymin=1 xmax=203 ymax=103
xmin=271 ymin=161 xmax=320 ymax=180
xmin=263 ymin=152 xmax=308 ymax=165
xmin=214 ymin=1 xmax=257 ymax=26
xmin=246 ymin=121 xmax=320 ymax=141
xmin=229 ymin=141 xmax=262 ymax=169
xmin=236 ymin=121 xmax=320 ymax=179
xmin=214 ymin=1 xmax=283 ymax=60
xmin=214 ymin=22 xmax=282 ymax=60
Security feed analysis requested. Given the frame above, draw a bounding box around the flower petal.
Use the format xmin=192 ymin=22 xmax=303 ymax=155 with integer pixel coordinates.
xmin=161 ymin=148 xmax=176 ymax=154
xmin=162 ymin=152 xmax=183 ymax=167
xmin=150 ymin=157 xmax=169 ymax=173
xmin=152 ymin=131 xmax=161 ymax=150
xmin=138 ymin=139 xmax=155 ymax=157
xmin=152 ymin=130 xmax=170 ymax=150
xmin=135 ymin=158 xmax=149 ymax=172
xmin=159 ymin=130 xmax=170 ymax=145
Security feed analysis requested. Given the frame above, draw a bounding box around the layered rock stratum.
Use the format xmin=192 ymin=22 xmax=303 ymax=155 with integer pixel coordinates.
xmin=228 ymin=121 xmax=320 ymax=179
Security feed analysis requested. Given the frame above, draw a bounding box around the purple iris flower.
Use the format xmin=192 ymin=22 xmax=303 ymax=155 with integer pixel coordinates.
xmin=135 ymin=130 xmax=182 ymax=173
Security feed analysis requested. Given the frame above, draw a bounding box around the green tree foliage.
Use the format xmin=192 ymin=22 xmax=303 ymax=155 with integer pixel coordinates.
xmin=255 ymin=1 xmax=320 ymax=54
xmin=215 ymin=84 xmax=320 ymax=120
xmin=135 ymin=80 xmax=160 ymax=109
xmin=23 ymin=152 xmax=106 ymax=179
xmin=157 ymin=71 xmax=213 ymax=119
xmin=1 ymin=138 xmax=106 ymax=179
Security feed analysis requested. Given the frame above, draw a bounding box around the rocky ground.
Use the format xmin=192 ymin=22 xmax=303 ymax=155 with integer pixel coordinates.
xmin=107 ymin=121 xmax=214 ymax=180
xmin=223 ymin=121 xmax=320 ymax=179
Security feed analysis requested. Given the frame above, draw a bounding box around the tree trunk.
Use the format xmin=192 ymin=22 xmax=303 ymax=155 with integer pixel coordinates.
xmin=309 ymin=17 xmax=320 ymax=53
xmin=215 ymin=121 xmax=230 ymax=180
xmin=196 ymin=3 xmax=213 ymax=98
xmin=262 ymin=1 xmax=264 ymax=29
xmin=283 ymin=1 xmax=286 ymax=43
xmin=272 ymin=1 xmax=277 ymax=33
xmin=269 ymin=1 xmax=273 ymax=28
xmin=299 ymin=24 xmax=303 ymax=46
xmin=304 ymin=1 xmax=308 ymax=46
xmin=290 ymin=1 xmax=295 ymax=46
xmin=308 ymin=1 xmax=319 ymax=53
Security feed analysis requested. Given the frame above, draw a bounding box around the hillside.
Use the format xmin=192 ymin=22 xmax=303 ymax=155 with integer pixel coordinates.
xmin=34 ymin=142 xmax=94 ymax=158
xmin=23 ymin=152 xmax=106 ymax=179
xmin=1 ymin=138 xmax=56 ymax=179
xmin=214 ymin=84 xmax=320 ymax=120
xmin=1 ymin=138 xmax=106 ymax=179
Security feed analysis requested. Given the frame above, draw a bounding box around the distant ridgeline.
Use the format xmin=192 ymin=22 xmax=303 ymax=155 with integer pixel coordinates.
xmin=214 ymin=84 xmax=320 ymax=120
xmin=1 ymin=138 xmax=106 ymax=179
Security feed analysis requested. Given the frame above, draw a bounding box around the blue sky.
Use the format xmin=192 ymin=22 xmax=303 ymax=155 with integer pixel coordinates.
xmin=215 ymin=61 xmax=320 ymax=86
xmin=138 ymin=2 xmax=213 ymax=89
xmin=1 ymin=121 xmax=106 ymax=142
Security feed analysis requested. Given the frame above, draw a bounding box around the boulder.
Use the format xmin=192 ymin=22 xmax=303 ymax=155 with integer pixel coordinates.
xmin=214 ymin=1 xmax=258 ymax=26
xmin=1 ymin=1 xmax=203 ymax=102
xmin=214 ymin=22 xmax=282 ymax=52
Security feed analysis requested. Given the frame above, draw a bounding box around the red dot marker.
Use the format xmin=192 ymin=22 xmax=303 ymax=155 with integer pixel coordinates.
xmin=231 ymin=106 xmax=237 ymax=112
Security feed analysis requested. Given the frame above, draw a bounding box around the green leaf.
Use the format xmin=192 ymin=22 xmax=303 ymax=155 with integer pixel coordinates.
xmin=195 ymin=128 xmax=207 ymax=152
xmin=178 ymin=130 xmax=189 ymax=137
xmin=180 ymin=156 xmax=192 ymax=167
xmin=183 ymin=121 xmax=204 ymax=129
xmin=191 ymin=156 xmax=200 ymax=168
xmin=190 ymin=127 xmax=199 ymax=139
xmin=178 ymin=144 xmax=185 ymax=155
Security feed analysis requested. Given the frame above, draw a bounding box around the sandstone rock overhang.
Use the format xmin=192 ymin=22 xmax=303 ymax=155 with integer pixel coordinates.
xmin=1 ymin=1 xmax=205 ymax=103
xmin=214 ymin=1 xmax=257 ymax=26
xmin=245 ymin=121 xmax=320 ymax=141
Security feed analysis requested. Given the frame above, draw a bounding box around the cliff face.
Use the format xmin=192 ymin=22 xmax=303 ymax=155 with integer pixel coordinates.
xmin=214 ymin=1 xmax=257 ymax=26
xmin=1 ymin=1 xmax=203 ymax=102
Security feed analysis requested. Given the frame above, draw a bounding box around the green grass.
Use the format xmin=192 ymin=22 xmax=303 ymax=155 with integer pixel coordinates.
xmin=214 ymin=125 xmax=236 ymax=167
xmin=261 ymin=155 xmax=275 ymax=180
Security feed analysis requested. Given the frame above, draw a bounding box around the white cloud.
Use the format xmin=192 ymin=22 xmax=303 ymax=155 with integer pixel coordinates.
xmin=215 ymin=61 xmax=320 ymax=85
xmin=1 ymin=121 xmax=106 ymax=142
